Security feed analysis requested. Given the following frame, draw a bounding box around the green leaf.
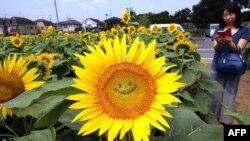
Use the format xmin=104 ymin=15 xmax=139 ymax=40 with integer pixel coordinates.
xmin=179 ymin=69 xmax=196 ymax=87
xmin=188 ymin=51 xmax=201 ymax=61
xmin=192 ymin=91 xmax=209 ymax=114
xmin=199 ymin=79 xmax=224 ymax=93
xmin=178 ymin=91 xmax=195 ymax=103
xmin=164 ymin=108 xmax=223 ymax=141
xmin=164 ymin=52 xmax=179 ymax=58
xmin=53 ymin=61 xmax=71 ymax=78
xmin=14 ymin=95 xmax=65 ymax=118
xmin=53 ymin=60 xmax=68 ymax=67
xmin=14 ymin=87 xmax=83 ymax=118
xmin=224 ymin=105 xmax=250 ymax=124
xmin=189 ymin=61 xmax=213 ymax=73
xmin=34 ymin=100 xmax=74 ymax=128
xmin=2 ymin=79 xmax=74 ymax=109
xmin=159 ymin=35 xmax=168 ymax=42
xmin=58 ymin=109 xmax=83 ymax=130
xmin=13 ymin=128 xmax=56 ymax=141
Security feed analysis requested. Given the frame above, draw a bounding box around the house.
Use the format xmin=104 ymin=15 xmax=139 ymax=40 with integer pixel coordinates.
xmin=7 ymin=17 xmax=37 ymax=35
xmin=82 ymin=18 xmax=105 ymax=32
xmin=60 ymin=20 xmax=81 ymax=33
xmin=35 ymin=19 xmax=55 ymax=33
xmin=0 ymin=18 xmax=8 ymax=36
xmin=104 ymin=17 xmax=121 ymax=29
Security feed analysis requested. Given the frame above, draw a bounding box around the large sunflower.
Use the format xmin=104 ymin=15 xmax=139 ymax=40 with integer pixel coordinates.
xmin=0 ymin=55 xmax=44 ymax=118
xmin=67 ymin=36 xmax=185 ymax=141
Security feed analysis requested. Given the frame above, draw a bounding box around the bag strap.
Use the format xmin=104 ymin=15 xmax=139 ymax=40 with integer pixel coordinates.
xmin=236 ymin=45 xmax=246 ymax=62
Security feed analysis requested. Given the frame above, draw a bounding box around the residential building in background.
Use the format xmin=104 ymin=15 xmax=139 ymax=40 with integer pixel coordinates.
xmin=60 ymin=20 xmax=81 ymax=32
xmin=82 ymin=18 xmax=105 ymax=32
xmin=35 ymin=19 xmax=55 ymax=33
xmin=0 ymin=18 xmax=8 ymax=36
xmin=7 ymin=17 xmax=37 ymax=35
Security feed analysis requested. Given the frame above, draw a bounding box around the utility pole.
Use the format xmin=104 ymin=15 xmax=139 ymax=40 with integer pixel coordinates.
xmin=54 ymin=0 xmax=60 ymax=29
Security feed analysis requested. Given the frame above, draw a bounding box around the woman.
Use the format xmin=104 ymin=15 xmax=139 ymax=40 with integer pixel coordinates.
xmin=210 ymin=2 xmax=250 ymax=124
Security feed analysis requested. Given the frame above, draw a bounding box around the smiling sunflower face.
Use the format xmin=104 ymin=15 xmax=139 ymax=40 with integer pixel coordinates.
xmin=67 ymin=35 xmax=185 ymax=141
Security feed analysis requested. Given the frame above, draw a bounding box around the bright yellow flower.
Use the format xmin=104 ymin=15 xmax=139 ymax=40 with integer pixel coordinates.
xmin=111 ymin=28 xmax=118 ymax=36
xmin=67 ymin=35 xmax=185 ymax=141
xmin=37 ymin=53 xmax=56 ymax=80
xmin=11 ymin=36 xmax=23 ymax=48
xmin=184 ymin=32 xmax=190 ymax=38
xmin=128 ymin=26 xmax=136 ymax=34
xmin=58 ymin=31 xmax=63 ymax=35
xmin=177 ymin=32 xmax=185 ymax=42
xmin=157 ymin=27 xmax=163 ymax=34
xmin=152 ymin=24 xmax=159 ymax=31
xmin=167 ymin=23 xmax=178 ymax=33
xmin=0 ymin=55 xmax=44 ymax=118
xmin=137 ymin=26 xmax=145 ymax=33
xmin=47 ymin=25 xmax=55 ymax=33
xmin=122 ymin=9 xmax=130 ymax=24
xmin=100 ymin=31 xmax=106 ymax=42
xmin=173 ymin=40 xmax=197 ymax=52
xmin=145 ymin=28 xmax=152 ymax=36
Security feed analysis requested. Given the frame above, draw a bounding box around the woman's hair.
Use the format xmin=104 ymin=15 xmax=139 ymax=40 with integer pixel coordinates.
xmin=219 ymin=2 xmax=242 ymax=28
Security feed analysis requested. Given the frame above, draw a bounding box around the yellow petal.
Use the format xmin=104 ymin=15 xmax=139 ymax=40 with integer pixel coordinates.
xmin=148 ymin=56 xmax=166 ymax=77
xmin=127 ymin=37 xmax=139 ymax=62
xmin=113 ymin=36 xmax=122 ymax=63
xmin=119 ymin=119 xmax=132 ymax=140
xmin=21 ymin=68 xmax=39 ymax=83
xmin=108 ymin=119 xmax=124 ymax=141
xmin=120 ymin=35 xmax=127 ymax=60
xmin=104 ymin=39 xmax=115 ymax=65
xmin=24 ymin=81 xmax=44 ymax=90
xmin=99 ymin=115 xmax=113 ymax=135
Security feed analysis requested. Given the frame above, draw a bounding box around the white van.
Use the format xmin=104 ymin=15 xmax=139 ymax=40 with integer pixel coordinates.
xmin=150 ymin=24 xmax=185 ymax=32
xmin=205 ymin=23 xmax=219 ymax=37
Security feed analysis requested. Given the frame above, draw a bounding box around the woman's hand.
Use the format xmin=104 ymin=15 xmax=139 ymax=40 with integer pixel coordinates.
xmin=223 ymin=36 xmax=237 ymax=51
xmin=214 ymin=34 xmax=223 ymax=43
xmin=222 ymin=36 xmax=233 ymax=44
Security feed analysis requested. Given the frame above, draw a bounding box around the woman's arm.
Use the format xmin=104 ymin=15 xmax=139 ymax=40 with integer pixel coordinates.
xmin=224 ymin=37 xmax=249 ymax=51
xmin=237 ymin=39 xmax=249 ymax=50
xmin=213 ymin=35 xmax=222 ymax=51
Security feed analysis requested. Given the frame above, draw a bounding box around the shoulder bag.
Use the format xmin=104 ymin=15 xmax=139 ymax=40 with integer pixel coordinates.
xmin=215 ymin=46 xmax=247 ymax=74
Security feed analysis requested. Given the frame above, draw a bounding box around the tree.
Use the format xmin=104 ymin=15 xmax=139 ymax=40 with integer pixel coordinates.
xmin=192 ymin=0 xmax=229 ymax=28
xmin=173 ymin=8 xmax=192 ymax=24
xmin=135 ymin=13 xmax=151 ymax=27
xmin=149 ymin=10 xmax=174 ymax=24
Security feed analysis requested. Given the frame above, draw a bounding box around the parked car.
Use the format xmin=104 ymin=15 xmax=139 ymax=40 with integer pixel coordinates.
xmin=205 ymin=23 xmax=219 ymax=37
xmin=150 ymin=24 xmax=185 ymax=32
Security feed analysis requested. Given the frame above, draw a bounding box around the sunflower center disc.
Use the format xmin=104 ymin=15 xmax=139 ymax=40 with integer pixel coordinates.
xmin=97 ymin=62 xmax=156 ymax=119
xmin=0 ymin=73 xmax=25 ymax=103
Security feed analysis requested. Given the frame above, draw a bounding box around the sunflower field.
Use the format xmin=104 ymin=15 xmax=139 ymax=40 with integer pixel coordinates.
xmin=0 ymin=9 xmax=232 ymax=141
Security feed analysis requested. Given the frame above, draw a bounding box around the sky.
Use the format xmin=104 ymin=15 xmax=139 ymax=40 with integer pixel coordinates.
xmin=0 ymin=0 xmax=200 ymax=23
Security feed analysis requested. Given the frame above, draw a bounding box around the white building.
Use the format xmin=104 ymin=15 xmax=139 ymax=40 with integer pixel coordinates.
xmin=60 ymin=20 xmax=81 ymax=33
xmin=82 ymin=18 xmax=104 ymax=32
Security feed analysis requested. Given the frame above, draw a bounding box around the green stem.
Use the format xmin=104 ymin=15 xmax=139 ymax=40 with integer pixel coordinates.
xmin=50 ymin=127 xmax=56 ymax=141
xmin=23 ymin=118 xmax=31 ymax=135
xmin=0 ymin=134 xmax=16 ymax=137
xmin=56 ymin=124 xmax=65 ymax=132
